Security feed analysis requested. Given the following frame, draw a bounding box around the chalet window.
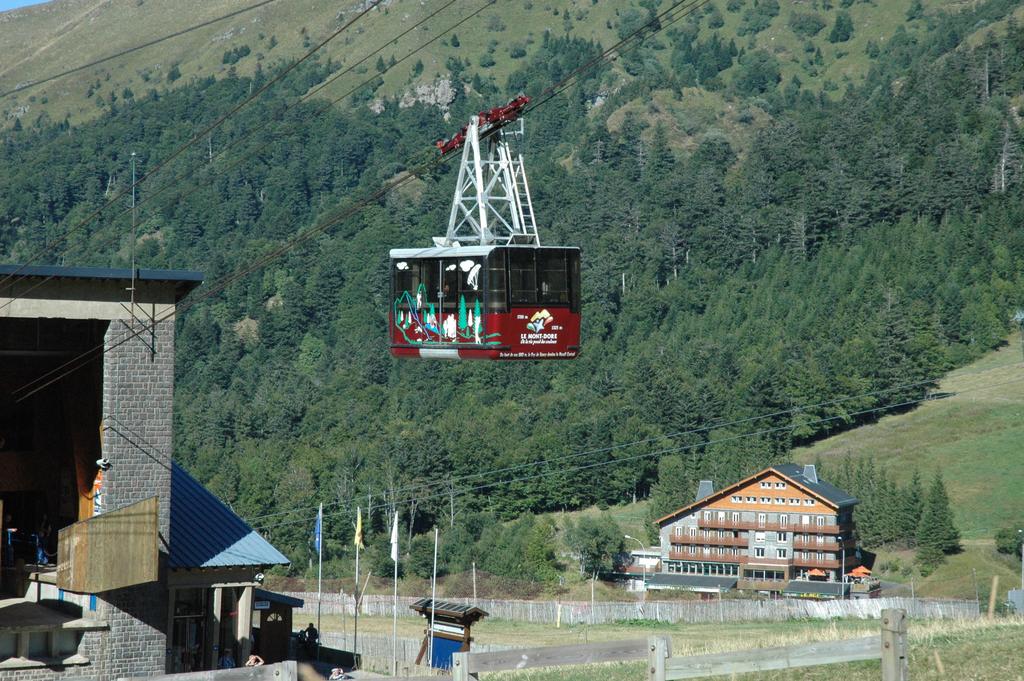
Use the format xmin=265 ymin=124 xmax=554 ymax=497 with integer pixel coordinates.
xmin=746 ymin=496 xmax=756 ymax=502
xmin=755 ymin=531 xmax=765 ymax=543
xmin=816 ymin=535 xmax=824 ymax=544
xmin=760 ymin=496 xmax=770 ymax=503
xmin=687 ymin=526 xmax=697 ymax=537
xmin=774 ymin=497 xmax=784 ymax=504
xmin=731 ymin=495 xmax=741 ymax=503
xmin=817 ymin=552 xmax=825 ymax=561
xmin=801 ymin=515 xmax=810 ymax=525
xmin=816 ymin=516 xmax=826 ymax=526
xmin=775 ymin=482 xmax=786 ymax=489
xmin=777 ymin=548 xmax=788 ymax=559
xmin=703 ymin=511 xmax=711 ymax=520
xmin=731 ymin=512 xmax=740 ymax=522
xmin=754 ymin=547 xmax=766 ymax=558
xmin=673 ymin=526 xmax=682 ymax=536
xmin=804 ymin=499 xmax=814 ymax=506
xmin=779 ymin=515 xmax=788 ymax=527
xmin=717 ymin=511 xmax=726 ymax=521
xmin=789 ymin=498 xmax=800 ymax=505
xmin=760 ymin=481 xmax=771 ymax=489
xmin=778 ymin=532 xmax=788 ymax=542
xmin=702 ymin=547 xmax=710 ymax=556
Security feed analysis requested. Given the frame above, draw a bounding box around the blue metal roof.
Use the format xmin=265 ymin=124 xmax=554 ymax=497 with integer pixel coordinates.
xmin=0 ymin=264 xmax=203 ymax=298
xmin=169 ymin=462 xmax=289 ymax=569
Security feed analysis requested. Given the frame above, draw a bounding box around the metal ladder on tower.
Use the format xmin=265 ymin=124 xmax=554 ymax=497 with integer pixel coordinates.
xmin=510 ymin=152 xmax=540 ymax=245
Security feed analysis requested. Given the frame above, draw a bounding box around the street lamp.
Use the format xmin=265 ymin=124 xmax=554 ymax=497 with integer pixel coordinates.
xmin=624 ymin=535 xmax=647 ymax=596
xmin=1018 ymin=529 xmax=1023 ymax=591
xmin=837 ymin=534 xmax=846 ymax=600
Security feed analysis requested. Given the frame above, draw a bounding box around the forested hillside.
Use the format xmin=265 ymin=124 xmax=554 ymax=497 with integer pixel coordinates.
xmin=1 ymin=0 xmax=1023 ymax=575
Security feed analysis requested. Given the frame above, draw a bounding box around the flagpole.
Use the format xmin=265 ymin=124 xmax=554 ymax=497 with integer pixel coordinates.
xmin=428 ymin=526 xmax=439 ymax=669
xmin=353 ymin=508 xmax=360 ymax=668
xmin=317 ymin=503 xmax=323 ymax=662
xmin=391 ymin=511 xmax=399 ymax=677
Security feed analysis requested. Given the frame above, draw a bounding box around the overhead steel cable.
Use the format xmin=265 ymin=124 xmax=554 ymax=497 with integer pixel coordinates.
xmin=244 ymin=373 xmax=954 ymax=524
xmin=522 ymin=0 xmax=714 ymax=116
xmin=0 ymin=0 xmax=283 ymax=99
xmin=11 ymin=0 xmax=746 ymax=407
xmin=0 ymin=0 xmax=386 ymax=294
xmin=251 ymin=374 xmax=1024 ymax=532
xmin=0 ymin=0 xmax=489 ymax=317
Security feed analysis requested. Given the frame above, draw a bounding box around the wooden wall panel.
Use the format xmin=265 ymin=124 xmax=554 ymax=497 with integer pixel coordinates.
xmin=57 ymin=496 xmax=159 ymax=593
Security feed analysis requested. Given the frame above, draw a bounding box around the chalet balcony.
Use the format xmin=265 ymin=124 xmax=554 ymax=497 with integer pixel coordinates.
xmin=670 ymin=534 xmax=748 ymax=548
xmin=791 ymin=536 xmax=856 ymax=551
xmin=793 ymin=555 xmax=841 ymax=569
xmin=697 ymin=517 xmax=852 ymax=535
xmin=668 ymin=550 xmax=748 ymax=564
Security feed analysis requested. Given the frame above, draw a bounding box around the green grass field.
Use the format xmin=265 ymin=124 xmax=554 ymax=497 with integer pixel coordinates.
xmin=324 ymin=613 xmax=1024 ymax=680
xmin=794 ymin=336 xmax=1024 ymax=541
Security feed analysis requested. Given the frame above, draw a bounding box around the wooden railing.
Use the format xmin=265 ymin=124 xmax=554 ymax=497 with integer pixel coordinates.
xmin=671 ymin=534 xmax=748 ymax=547
xmin=697 ymin=518 xmax=851 ymax=535
xmin=793 ymin=556 xmax=842 ymax=569
xmin=408 ymin=608 xmax=911 ymax=681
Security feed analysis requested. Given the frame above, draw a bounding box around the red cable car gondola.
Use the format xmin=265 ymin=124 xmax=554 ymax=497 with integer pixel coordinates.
xmin=390 ymin=99 xmax=580 ymax=360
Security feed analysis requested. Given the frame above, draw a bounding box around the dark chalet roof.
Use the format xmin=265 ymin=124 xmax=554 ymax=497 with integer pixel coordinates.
xmin=655 ymin=464 xmax=858 ymax=526
xmin=772 ymin=464 xmax=858 ymax=508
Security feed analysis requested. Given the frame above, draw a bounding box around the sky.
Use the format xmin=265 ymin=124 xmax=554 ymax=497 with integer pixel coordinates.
xmin=0 ymin=0 xmax=51 ymax=10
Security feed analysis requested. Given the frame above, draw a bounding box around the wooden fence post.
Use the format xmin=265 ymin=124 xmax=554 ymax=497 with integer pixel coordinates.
xmin=647 ymin=636 xmax=669 ymax=681
xmin=880 ymin=608 xmax=908 ymax=681
xmin=452 ymin=651 xmax=475 ymax=681
xmin=987 ymin=575 xmax=999 ymax=620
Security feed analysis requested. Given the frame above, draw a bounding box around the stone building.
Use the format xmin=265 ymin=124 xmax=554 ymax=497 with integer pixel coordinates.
xmin=0 ymin=265 xmax=290 ymax=677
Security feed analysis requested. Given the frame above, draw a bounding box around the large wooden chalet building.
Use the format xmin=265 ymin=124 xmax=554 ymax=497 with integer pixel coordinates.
xmin=651 ymin=464 xmax=869 ymax=598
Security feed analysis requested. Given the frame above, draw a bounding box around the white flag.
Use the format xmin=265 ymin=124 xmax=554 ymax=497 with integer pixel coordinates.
xmin=390 ymin=511 xmax=400 ymax=563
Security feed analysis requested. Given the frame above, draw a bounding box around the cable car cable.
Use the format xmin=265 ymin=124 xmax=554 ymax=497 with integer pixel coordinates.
xmin=0 ymin=0 xmax=284 ymax=99
xmin=0 ymin=0 xmax=489 ymax=316
xmin=243 ymin=372 xmax=964 ymax=524
xmin=10 ymin=0 xmax=725 ymax=405
xmin=0 ymin=0 xmax=387 ymax=294
xmin=251 ymin=374 xmax=1024 ymax=531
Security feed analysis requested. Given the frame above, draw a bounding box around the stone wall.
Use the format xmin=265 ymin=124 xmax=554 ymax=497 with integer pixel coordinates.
xmin=0 ymin=319 xmax=177 ymax=681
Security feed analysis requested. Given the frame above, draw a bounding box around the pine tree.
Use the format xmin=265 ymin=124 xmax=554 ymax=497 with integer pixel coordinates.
xmin=916 ymin=473 xmax=960 ymax=571
xmin=897 ymin=470 xmax=923 ymax=546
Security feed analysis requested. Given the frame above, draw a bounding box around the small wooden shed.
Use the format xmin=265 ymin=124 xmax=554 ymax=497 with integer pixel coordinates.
xmin=410 ymin=598 xmax=488 ymax=670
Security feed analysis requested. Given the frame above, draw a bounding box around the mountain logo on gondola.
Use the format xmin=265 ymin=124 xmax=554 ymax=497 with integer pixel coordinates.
xmin=527 ymin=309 xmax=553 ymax=333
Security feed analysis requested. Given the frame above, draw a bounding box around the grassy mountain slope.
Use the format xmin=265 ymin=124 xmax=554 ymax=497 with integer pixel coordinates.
xmin=0 ymin=0 xmax=958 ymax=129
xmin=794 ymin=336 xmax=1024 ymax=540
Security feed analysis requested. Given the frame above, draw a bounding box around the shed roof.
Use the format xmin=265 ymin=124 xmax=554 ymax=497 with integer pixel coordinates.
xmin=169 ymin=462 xmax=289 ymax=569
xmin=409 ymin=598 xmax=488 ymax=621
xmin=254 ymin=589 xmax=304 ymax=609
xmin=783 ymin=580 xmax=849 ymax=597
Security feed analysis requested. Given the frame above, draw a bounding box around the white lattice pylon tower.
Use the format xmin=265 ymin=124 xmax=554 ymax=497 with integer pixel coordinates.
xmin=441 ymin=118 xmax=540 ymax=247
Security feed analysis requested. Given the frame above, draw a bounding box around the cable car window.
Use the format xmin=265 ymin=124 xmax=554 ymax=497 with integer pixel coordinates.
xmin=509 ymin=249 xmax=537 ymax=305
xmin=422 ymin=259 xmax=440 ymax=312
xmin=569 ymin=250 xmax=581 ymax=313
xmin=486 ymin=250 xmax=507 ymax=312
xmin=538 ymin=250 xmax=568 ymax=305
xmin=393 ymin=260 xmax=421 ymax=309
xmin=458 ymin=258 xmax=483 ymax=307
xmin=441 ymin=260 xmax=459 ymax=312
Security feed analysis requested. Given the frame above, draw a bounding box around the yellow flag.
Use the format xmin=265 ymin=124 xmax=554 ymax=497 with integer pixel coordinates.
xmin=354 ymin=506 xmax=364 ymax=549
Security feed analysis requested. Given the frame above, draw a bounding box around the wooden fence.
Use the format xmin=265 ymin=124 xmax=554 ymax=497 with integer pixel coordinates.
xmin=287 ymin=591 xmax=976 ymax=624
xmin=397 ymin=609 xmax=909 ymax=681
xmin=121 ymin=661 xmax=298 ymax=681
xmin=320 ymin=631 xmax=515 ymax=666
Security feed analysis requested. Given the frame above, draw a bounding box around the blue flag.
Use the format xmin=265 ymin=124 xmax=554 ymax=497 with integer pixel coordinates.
xmin=314 ymin=503 xmax=323 ymax=553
